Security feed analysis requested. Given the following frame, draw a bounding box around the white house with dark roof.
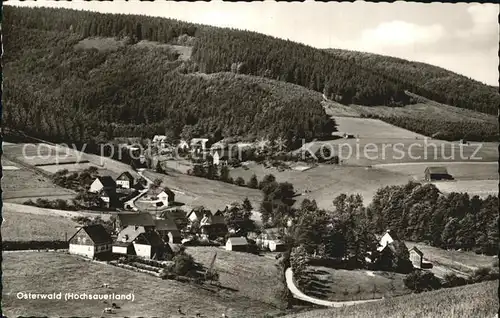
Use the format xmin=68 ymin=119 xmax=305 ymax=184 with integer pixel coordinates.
xmin=89 ymin=176 xmax=116 ymax=193
xmin=68 ymin=224 xmax=112 ymax=259
xmin=225 ymin=237 xmax=249 ymax=252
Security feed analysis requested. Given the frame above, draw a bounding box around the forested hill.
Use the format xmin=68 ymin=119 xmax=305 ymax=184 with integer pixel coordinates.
xmin=3 ymin=6 xmax=499 ymax=147
xmin=325 ymin=49 xmax=499 ymax=114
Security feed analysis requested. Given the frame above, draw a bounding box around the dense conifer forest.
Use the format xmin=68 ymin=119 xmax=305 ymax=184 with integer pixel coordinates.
xmin=3 ymin=6 xmax=499 ymax=146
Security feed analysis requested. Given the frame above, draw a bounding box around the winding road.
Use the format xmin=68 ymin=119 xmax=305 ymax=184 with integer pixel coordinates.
xmin=284 ymin=268 xmax=382 ymax=308
xmin=123 ymin=169 xmax=153 ymax=211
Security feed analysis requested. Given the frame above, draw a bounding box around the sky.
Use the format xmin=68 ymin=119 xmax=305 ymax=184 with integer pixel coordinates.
xmin=8 ymin=0 xmax=499 ymax=86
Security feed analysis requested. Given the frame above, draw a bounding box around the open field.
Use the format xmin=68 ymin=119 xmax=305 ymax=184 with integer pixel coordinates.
xmin=2 ymin=207 xmax=79 ymax=241
xmin=373 ymin=161 xmax=498 ymax=181
xmin=2 ymin=203 xmax=113 ymax=240
xmin=230 ymin=163 xmax=412 ymax=208
xmin=405 ymin=242 xmax=496 ymax=275
xmin=187 ymin=246 xmax=283 ymax=307
xmin=305 ymin=267 xmax=410 ymax=302
xmin=2 ymin=252 xmax=280 ymax=318
xmin=143 ymin=170 xmax=263 ymax=212
xmin=284 ymin=280 xmax=498 ymax=318
xmin=432 ymin=180 xmax=498 ymax=198
xmin=1 ymin=157 xmax=75 ymax=201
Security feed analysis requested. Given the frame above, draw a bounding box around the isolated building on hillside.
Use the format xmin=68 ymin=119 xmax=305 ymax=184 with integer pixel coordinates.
xmin=424 ymin=166 xmax=453 ymax=181
xmin=149 ymin=187 xmax=175 ymax=205
xmin=113 ymin=226 xmax=166 ymax=259
xmin=89 ymin=176 xmax=117 ymax=193
xmin=155 ymin=218 xmax=182 ymax=243
xmin=256 ymin=228 xmax=286 ymax=252
xmin=225 ymin=237 xmax=249 ymax=252
xmin=409 ymin=246 xmax=424 ymax=269
xmin=115 ymin=171 xmax=134 ymax=189
xmin=68 ymin=224 xmax=112 ymax=259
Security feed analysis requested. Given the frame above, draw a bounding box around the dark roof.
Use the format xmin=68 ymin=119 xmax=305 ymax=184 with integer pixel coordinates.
xmin=188 ymin=207 xmax=211 ymax=220
xmin=70 ymin=224 xmax=112 ymax=244
xmin=116 ymin=226 xmax=164 ymax=246
xmin=116 ymin=171 xmax=134 ymax=181
xmin=425 ymin=167 xmax=449 ymax=175
xmin=117 ymin=213 xmax=155 ymax=227
xmin=410 ymin=246 xmax=423 ymax=256
xmin=155 ymin=218 xmax=178 ymax=232
xmin=227 ymin=237 xmax=248 ymax=246
xmin=98 ymin=176 xmax=117 ymax=188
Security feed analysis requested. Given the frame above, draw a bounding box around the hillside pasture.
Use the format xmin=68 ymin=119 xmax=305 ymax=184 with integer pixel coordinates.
xmin=186 ymin=246 xmax=283 ymax=307
xmin=433 ymin=180 xmax=498 ymax=198
xmin=284 ymin=280 xmax=498 ymax=318
xmin=2 ymin=207 xmax=79 ymax=241
xmin=373 ymin=161 xmax=498 ymax=181
xmin=305 ymin=267 xmax=410 ymax=302
xmin=143 ymin=170 xmax=263 ymax=212
xmin=1 ymin=157 xmax=74 ymax=201
xmin=230 ymin=163 xmax=412 ymax=208
xmin=2 ymin=252 xmax=280 ymax=318
xmin=405 ymin=242 xmax=496 ymax=274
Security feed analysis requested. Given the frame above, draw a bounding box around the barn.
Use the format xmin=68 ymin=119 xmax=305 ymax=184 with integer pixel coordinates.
xmin=424 ymin=166 xmax=453 ymax=181
xmin=225 ymin=237 xmax=248 ymax=252
xmin=68 ymin=224 xmax=112 ymax=259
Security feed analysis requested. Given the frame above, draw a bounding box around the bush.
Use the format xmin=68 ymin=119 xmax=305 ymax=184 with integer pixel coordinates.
xmin=443 ymin=273 xmax=467 ymax=288
xmin=172 ymin=252 xmax=195 ymax=276
xmin=404 ymin=270 xmax=442 ymax=293
xmin=2 ymin=240 xmax=69 ymax=251
xmin=469 ymin=266 xmax=499 ymax=283
xmin=234 ymin=177 xmax=246 ymax=187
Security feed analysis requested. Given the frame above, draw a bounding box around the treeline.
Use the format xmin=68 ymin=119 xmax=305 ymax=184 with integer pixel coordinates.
xmin=367 ymin=182 xmax=498 ymax=255
xmin=4 ymin=25 xmax=334 ymax=149
xmin=363 ymin=114 xmax=499 ymax=142
xmin=327 ymin=49 xmax=499 ymax=115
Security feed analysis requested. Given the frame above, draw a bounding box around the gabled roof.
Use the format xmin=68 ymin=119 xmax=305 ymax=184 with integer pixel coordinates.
xmin=117 ymin=213 xmax=155 ymax=227
xmin=116 ymin=171 xmax=134 ymax=181
xmin=116 ymin=226 xmax=164 ymax=246
xmin=97 ymin=176 xmax=116 ymax=188
xmin=409 ymin=246 xmax=423 ymax=256
xmin=425 ymin=166 xmax=449 ymax=175
xmin=155 ymin=218 xmax=178 ymax=232
xmin=69 ymin=224 xmax=112 ymax=244
xmin=227 ymin=237 xmax=248 ymax=246
xmin=211 ymin=211 xmax=226 ymax=225
xmin=188 ymin=207 xmax=211 ymax=220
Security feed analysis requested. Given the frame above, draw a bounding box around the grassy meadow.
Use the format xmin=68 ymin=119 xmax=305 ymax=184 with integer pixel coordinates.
xmin=284 ymin=280 xmax=498 ymax=318
xmin=2 ymin=252 xmax=281 ymax=318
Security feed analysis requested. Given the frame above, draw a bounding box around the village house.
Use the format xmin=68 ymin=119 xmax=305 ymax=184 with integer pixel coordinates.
xmin=112 ymin=225 xmax=166 ymax=260
xmin=212 ymin=149 xmax=228 ymax=166
xmin=155 ymin=218 xmax=182 ymax=244
xmin=114 ymin=212 xmax=156 ymax=233
xmin=409 ymin=246 xmax=424 ymax=269
xmin=68 ymin=224 xmax=112 ymax=259
xmin=115 ymin=171 xmax=134 ymax=189
xmin=89 ymin=176 xmax=116 ymax=193
xmin=98 ymin=189 xmax=119 ymax=209
xmin=148 ymin=187 xmax=175 ymax=206
xmin=225 ymin=236 xmax=249 ymax=252
xmin=190 ymin=138 xmax=209 ymax=156
xmin=256 ymin=228 xmax=286 ymax=252
xmin=152 ymin=135 xmax=168 ymax=149
xmin=424 ymin=166 xmax=453 ymax=181
xmin=186 ymin=206 xmax=208 ymax=223
xmin=200 ymin=210 xmax=228 ymax=238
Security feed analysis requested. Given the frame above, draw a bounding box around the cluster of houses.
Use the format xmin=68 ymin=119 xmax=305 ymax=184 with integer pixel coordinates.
xmin=87 ymin=171 xmax=175 ymax=210
xmin=68 ymin=205 xmax=288 ymax=261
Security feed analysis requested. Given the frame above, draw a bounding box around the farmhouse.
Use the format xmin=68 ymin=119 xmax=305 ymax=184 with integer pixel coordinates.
xmin=113 ymin=226 xmax=166 ymax=259
xmin=98 ymin=189 xmax=119 ymax=209
xmin=155 ymin=218 xmax=182 ymax=243
xmin=68 ymin=224 xmax=112 ymax=259
xmin=187 ymin=206 xmax=208 ymax=223
xmin=89 ymin=176 xmax=116 ymax=193
xmin=409 ymin=246 xmax=423 ymax=269
xmin=115 ymin=212 xmax=155 ymax=232
xmin=115 ymin=171 xmax=134 ymax=189
xmin=225 ymin=237 xmax=249 ymax=252
xmin=190 ymin=138 xmax=209 ymax=155
xmin=256 ymin=228 xmax=285 ymax=252
xmin=424 ymin=166 xmax=453 ymax=181
xmin=149 ymin=187 xmax=175 ymax=205
xmin=200 ymin=210 xmax=228 ymax=238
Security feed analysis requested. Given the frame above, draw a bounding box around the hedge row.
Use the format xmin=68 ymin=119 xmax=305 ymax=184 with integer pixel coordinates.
xmin=109 ymin=261 xmax=160 ymax=277
xmin=2 ymin=240 xmax=69 ymax=251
